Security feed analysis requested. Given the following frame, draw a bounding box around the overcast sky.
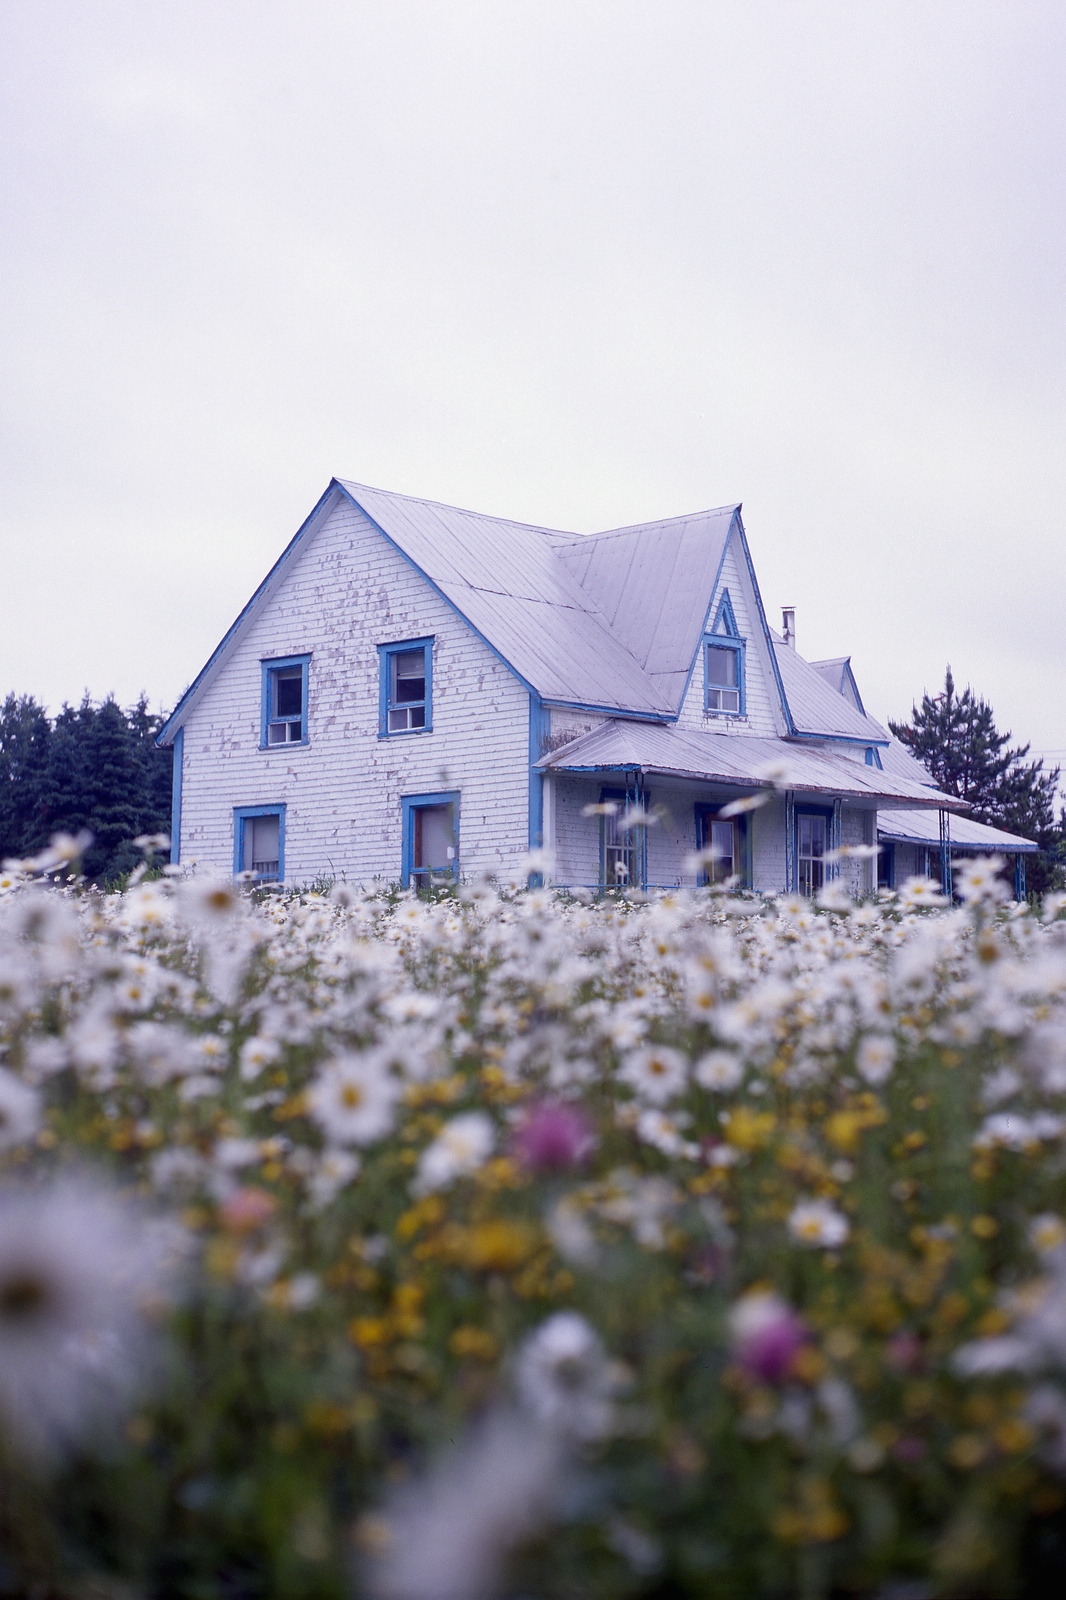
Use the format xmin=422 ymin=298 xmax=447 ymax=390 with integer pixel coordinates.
xmin=2 ymin=2 xmax=1064 ymax=771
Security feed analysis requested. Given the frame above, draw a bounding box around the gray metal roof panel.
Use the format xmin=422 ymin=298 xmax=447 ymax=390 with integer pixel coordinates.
xmin=538 ymin=721 xmax=967 ymax=810
xmin=340 ymin=481 xmax=674 ymax=714
xmin=773 ymin=641 xmax=888 ymax=742
xmin=553 ymin=507 xmax=737 ymax=708
xmin=878 ymin=737 xmax=938 ymax=788
xmin=879 ymin=808 xmax=1037 ymax=851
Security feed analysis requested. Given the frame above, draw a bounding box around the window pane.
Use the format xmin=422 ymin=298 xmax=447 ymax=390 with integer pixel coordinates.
xmin=393 ymin=650 xmax=426 ymax=703
xmin=275 ymin=670 xmax=303 ymax=717
xmin=706 ymin=647 xmax=737 ymax=687
xmin=388 ymin=707 xmax=409 ymax=731
xmin=246 ymin=815 xmax=280 ymax=875
xmin=415 ymin=806 xmax=454 ymax=871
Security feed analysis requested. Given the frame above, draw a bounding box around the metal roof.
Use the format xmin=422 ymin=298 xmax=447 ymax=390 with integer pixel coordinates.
xmin=552 ymin=507 xmax=737 ymax=708
xmin=339 ymin=482 xmax=674 ymax=715
xmin=879 ymin=808 xmax=1037 ymax=853
xmin=537 ymin=720 xmax=968 ymax=811
xmin=773 ymin=639 xmax=888 ymax=743
xmin=810 ymin=656 xmax=866 ymax=714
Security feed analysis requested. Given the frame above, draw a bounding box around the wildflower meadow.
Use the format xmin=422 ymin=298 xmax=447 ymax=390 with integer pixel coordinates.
xmin=3 ymin=839 xmax=1066 ymax=1597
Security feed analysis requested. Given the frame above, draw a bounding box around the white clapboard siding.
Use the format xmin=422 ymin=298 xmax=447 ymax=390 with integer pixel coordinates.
xmin=179 ymin=498 xmax=532 ymax=884
xmin=674 ymin=534 xmax=782 ymax=738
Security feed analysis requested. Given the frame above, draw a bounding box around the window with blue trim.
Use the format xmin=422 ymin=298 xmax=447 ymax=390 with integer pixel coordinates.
xmin=598 ymin=787 xmax=646 ymax=890
xmin=234 ymin=805 xmax=286 ymax=882
xmin=379 ymin=638 xmax=433 ymax=736
xmin=795 ymin=805 xmax=832 ymax=896
xmin=705 ymin=641 xmax=743 ymax=714
xmin=703 ymin=590 xmax=745 ymax=716
xmin=261 ymin=655 xmax=310 ymax=747
xmin=402 ymin=791 xmax=458 ymax=888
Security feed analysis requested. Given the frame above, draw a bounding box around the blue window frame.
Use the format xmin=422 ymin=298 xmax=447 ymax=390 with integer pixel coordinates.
xmin=703 ymin=589 xmax=746 ymax=716
xmin=401 ymin=791 xmax=459 ymax=888
xmin=379 ymin=637 xmax=434 ymax=736
xmin=234 ymin=804 xmax=286 ymax=882
xmin=877 ymin=841 xmax=895 ymax=891
xmin=795 ymin=803 xmax=832 ymax=896
xmin=704 ymin=639 xmax=745 ymax=715
xmin=261 ymin=655 xmax=310 ymax=748
xmin=694 ymin=803 xmax=749 ymax=888
xmin=597 ymin=786 xmax=648 ymax=890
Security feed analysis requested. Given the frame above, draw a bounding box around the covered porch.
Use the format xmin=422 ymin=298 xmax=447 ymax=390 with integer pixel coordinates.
xmin=536 ymin=720 xmax=967 ymax=895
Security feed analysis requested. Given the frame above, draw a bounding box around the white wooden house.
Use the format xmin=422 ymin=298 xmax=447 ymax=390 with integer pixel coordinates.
xmin=157 ymin=480 xmax=1036 ymax=895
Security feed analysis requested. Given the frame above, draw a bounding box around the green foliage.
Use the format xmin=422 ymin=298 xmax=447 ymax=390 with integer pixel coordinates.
xmin=0 ymin=693 xmax=172 ymax=882
xmin=891 ymin=665 xmax=1064 ymax=893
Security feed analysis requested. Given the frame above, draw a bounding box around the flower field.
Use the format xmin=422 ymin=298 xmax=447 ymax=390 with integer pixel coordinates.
xmin=3 ymin=846 xmax=1066 ymax=1597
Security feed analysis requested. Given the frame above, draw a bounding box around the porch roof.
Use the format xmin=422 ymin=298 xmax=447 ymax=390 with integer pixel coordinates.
xmin=537 ymin=720 xmax=968 ymax=811
xmin=879 ymin=808 xmax=1037 ymax=853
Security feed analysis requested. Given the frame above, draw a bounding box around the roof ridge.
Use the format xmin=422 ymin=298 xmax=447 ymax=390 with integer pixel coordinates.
xmin=337 ymin=478 xmax=575 ymax=540
xmin=554 ymin=504 xmax=740 ymax=548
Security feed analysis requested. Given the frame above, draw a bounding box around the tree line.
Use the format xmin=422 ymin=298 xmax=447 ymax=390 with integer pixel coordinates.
xmin=0 ymin=695 xmax=172 ymax=884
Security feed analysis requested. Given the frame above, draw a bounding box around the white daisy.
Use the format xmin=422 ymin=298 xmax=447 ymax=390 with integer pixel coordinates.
xmin=514 ymin=1311 xmax=615 ymax=1442
xmin=855 ymin=1035 xmax=896 ymax=1086
xmin=788 ymin=1199 xmax=849 ymax=1250
xmin=307 ymin=1053 xmax=401 ymax=1147
xmin=0 ymin=1068 xmax=40 ymax=1149
xmin=694 ymin=1050 xmax=743 ymax=1092
xmin=414 ymin=1112 xmax=495 ymax=1193
xmin=0 ymin=1175 xmax=185 ymax=1460
xmin=618 ymin=1046 xmax=688 ymax=1105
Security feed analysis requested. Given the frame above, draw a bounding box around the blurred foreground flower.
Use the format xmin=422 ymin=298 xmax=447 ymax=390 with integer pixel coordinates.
xmin=0 ymin=1174 xmax=186 ymax=1462
xmin=729 ymin=1290 xmax=809 ymax=1384
xmin=368 ymin=1312 xmax=613 ymax=1599
xmin=513 ymin=1101 xmax=594 ymax=1171
xmin=366 ymin=1407 xmax=563 ymax=1600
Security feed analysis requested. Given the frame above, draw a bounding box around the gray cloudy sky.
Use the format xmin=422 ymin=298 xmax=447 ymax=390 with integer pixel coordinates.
xmin=2 ymin=2 xmax=1064 ymax=771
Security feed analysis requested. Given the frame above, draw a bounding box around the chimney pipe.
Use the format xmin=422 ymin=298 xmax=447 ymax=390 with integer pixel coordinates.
xmin=782 ymin=606 xmax=796 ymax=649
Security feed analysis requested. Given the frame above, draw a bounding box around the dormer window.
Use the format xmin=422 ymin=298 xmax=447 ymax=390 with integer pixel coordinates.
xmin=705 ymin=642 xmax=742 ymax=714
xmin=703 ymin=590 xmax=745 ymax=716
xmin=261 ymin=656 xmax=310 ymax=748
xmin=379 ymin=638 xmax=434 ymax=736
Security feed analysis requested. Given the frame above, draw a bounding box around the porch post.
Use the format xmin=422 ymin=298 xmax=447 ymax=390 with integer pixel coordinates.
xmin=785 ymin=790 xmax=796 ymax=893
xmin=939 ymin=808 xmax=952 ymax=901
xmin=828 ymin=797 xmax=843 ymax=880
xmin=1015 ymin=854 xmax=1026 ymax=901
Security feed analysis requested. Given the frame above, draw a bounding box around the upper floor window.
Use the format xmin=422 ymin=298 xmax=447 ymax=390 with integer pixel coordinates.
xmin=705 ymin=641 xmax=744 ymax=714
xmin=703 ymin=590 xmax=745 ymax=716
xmin=261 ymin=655 xmax=310 ymax=747
xmin=379 ymin=638 xmax=434 ymax=736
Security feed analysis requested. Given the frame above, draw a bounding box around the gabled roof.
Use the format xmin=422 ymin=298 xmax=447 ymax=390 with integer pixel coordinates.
xmin=552 ymin=506 xmax=738 ymax=708
xmin=772 ymin=639 xmax=889 ymax=744
xmin=341 ymin=482 xmax=673 ymax=716
xmin=810 ymin=656 xmax=866 ymax=714
xmin=536 ymin=720 xmax=967 ymax=811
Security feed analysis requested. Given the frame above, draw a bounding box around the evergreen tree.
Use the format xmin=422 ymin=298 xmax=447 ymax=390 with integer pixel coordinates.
xmin=0 ymin=694 xmax=172 ymax=883
xmin=891 ymin=666 xmax=1063 ymax=891
xmin=0 ymin=695 xmax=53 ymax=861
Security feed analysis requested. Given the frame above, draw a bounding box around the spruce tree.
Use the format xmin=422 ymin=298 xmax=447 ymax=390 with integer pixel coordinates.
xmin=891 ymin=666 xmax=1063 ymax=890
xmin=0 ymin=695 xmax=53 ymax=861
